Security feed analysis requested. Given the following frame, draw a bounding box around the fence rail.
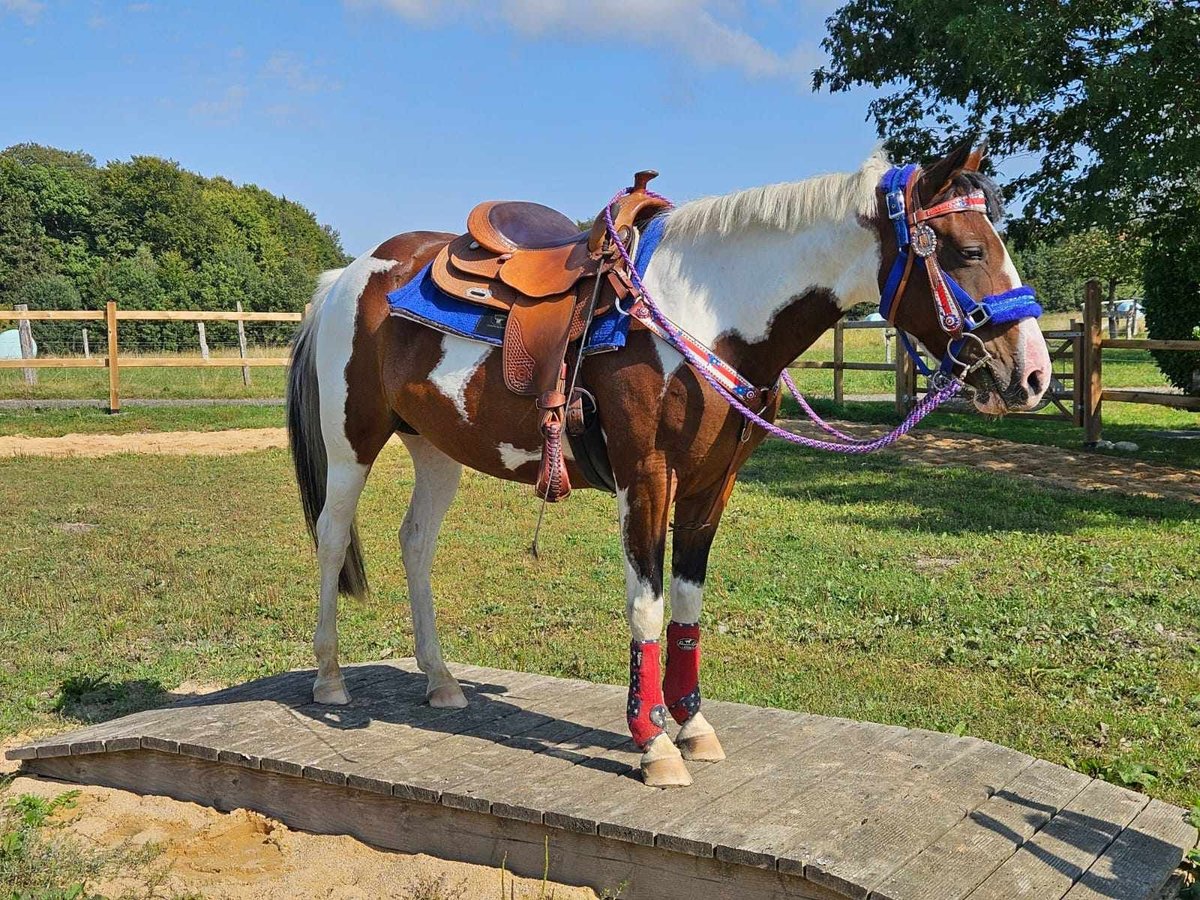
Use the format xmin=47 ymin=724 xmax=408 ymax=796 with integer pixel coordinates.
xmin=0 ymin=302 xmax=304 ymax=411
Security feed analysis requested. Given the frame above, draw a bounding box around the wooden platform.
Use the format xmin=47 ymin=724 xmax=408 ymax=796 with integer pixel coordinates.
xmin=9 ymin=660 xmax=1195 ymax=899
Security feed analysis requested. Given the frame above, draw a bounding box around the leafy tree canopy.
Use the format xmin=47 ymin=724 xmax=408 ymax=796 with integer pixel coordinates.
xmin=814 ymin=0 xmax=1200 ymax=241
xmin=0 ymin=143 xmax=349 ymax=351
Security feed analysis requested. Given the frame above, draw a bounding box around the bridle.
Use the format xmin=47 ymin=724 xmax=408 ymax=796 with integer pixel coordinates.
xmin=879 ymin=164 xmax=1042 ymax=388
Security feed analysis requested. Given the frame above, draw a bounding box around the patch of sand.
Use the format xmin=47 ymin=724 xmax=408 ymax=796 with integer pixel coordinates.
xmin=0 ymin=427 xmax=287 ymax=458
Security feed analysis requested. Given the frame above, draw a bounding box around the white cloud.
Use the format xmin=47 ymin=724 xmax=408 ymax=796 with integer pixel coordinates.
xmin=352 ymin=0 xmax=815 ymax=80
xmin=190 ymin=84 xmax=247 ymax=123
xmin=263 ymin=52 xmax=341 ymax=95
xmin=1 ymin=0 xmax=45 ymax=25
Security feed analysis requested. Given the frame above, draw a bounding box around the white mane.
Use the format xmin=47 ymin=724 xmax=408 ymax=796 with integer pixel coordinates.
xmin=663 ymin=150 xmax=890 ymax=241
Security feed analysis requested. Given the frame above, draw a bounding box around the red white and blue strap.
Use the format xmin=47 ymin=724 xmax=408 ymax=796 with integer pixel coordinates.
xmin=622 ymin=295 xmax=762 ymax=401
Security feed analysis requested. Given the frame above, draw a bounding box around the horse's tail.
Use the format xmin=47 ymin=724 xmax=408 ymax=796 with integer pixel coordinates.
xmin=286 ymin=267 xmax=368 ymax=600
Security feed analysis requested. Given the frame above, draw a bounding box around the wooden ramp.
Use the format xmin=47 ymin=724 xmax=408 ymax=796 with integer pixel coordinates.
xmin=9 ymin=661 xmax=1194 ymax=900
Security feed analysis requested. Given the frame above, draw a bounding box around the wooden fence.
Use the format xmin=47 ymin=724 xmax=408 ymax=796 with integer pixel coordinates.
xmin=801 ymin=279 xmax=1199 ymax=443
xmin=0 ymin=302 xmax=303 ymax=412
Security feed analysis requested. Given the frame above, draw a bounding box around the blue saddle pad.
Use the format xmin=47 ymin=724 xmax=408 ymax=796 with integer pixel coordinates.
xmin=386 ymin=215 xmax=666 ymax=355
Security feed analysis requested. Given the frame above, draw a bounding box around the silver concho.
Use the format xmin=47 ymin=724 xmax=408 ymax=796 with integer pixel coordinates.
xmin=911 ymin=223 xmax=937 ymax=258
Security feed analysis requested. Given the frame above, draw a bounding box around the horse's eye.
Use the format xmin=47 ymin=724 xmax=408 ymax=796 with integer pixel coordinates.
xmin=960 ymin=245 xmax=985 ymax=262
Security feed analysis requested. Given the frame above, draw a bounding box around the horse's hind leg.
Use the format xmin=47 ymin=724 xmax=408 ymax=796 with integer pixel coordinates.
xmin=398 ymin=434 xmax=467 ymax=708
xmin=313 ymin=455 xmax=370 ymax=705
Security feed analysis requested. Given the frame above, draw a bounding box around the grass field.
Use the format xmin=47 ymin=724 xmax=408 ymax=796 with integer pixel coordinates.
xmin=2 ymin=442 xmax=1197 ymax=808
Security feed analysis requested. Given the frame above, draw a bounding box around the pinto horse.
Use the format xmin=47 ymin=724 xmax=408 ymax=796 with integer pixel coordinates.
xmin=286 ymin=143 xmax=1052 ymax=787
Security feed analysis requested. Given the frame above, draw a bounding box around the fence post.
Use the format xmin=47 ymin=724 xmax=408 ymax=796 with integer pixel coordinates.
xmin=14 ymin=303 xmax=36 ymax=386
xmin=82 ymin=328 xmax=91 ymax=359
xmin=894 ymin=331 xmax=914 ymax=415
xmin=1083 ymin=280 xmax=1103 ymax=445
xmin=236 ymin=301 xmax=251 ymax=386
xmin=1070 ymin=318 xmax=1083 ymax=427
xmin=197 ymin=321 xmax=210 ymax=360
xmin=106 ymin=300 xmax=120 ymax=413
xmin=833 ymin=319 xmax=845 ymax=404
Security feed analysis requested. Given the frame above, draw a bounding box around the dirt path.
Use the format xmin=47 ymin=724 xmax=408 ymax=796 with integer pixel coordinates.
xmin=0 ymin=422 xmax=1194 ymax=503
xmin=2 ymin=733 xmax=597 ymax=900
xmin=0 ymin=427 xmax=288 ymax=457
xmin=780 ymin=419 xmax=1200 ymax=504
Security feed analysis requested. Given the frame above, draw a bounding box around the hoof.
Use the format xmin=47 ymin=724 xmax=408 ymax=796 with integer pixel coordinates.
xmin=641 ymin=755 xmax=693 ymax=788
xmin=678 ymin=730 xmax=726 ymax=762
xmin=313 ymin=674 xmax=350 ymax=706
xmin=427 ymin=681 xmax=468 ymax=709
xmin=640 ymin=734 xmax=692 ymax=788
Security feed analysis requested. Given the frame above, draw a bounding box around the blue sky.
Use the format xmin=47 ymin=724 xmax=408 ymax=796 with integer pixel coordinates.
xmin=1 ymin=1 xmax=888 ymax=255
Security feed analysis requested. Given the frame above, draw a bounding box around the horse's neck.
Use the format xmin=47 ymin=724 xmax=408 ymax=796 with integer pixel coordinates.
xmin=641 ymin=218 xmax=881 ymax=385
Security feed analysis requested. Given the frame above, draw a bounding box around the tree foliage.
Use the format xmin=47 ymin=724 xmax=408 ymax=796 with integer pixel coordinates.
xmin=0 ymin=143 xmax=349 ymax=351
xmin=1143 ymin=200 xmax=1200 ymax=394
xmin=814 ymin=1 xmax=1200 ymax=240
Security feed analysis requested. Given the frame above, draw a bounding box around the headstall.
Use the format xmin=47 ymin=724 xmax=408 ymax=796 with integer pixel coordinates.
xmin=879 ymin=164 xmax=1042 ymax=387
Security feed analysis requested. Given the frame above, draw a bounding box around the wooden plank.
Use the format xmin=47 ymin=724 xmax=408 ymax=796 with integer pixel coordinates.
xmin=106 ymin=301 xmax=120 ymax=413
xmin=800 ymin=740 xmax=1036 ymax=897
xmin=965 ymin=779 xmax=1148 ymax=900
xmin=731 ymin=726 xmax=982 ymax=879
xmin=15 ymin=304 xmax=36 ymax=386
xmin=873 ymin=758 xmax=1092 ymax=900
xmin=1101 ymin=390 xmax=1200 ymax=411
xmin=82 ymin=328 xmax=90 ymax=359
xmin=296 ymin=668 xmax=576 ymax=800
xmin=115 ymin=357 xmax=290 ymax=368
xmin=0 ymin=309 xmax=104 ymax=320
xmin=196 ymin=322 xmax=209 ymax=360
xmin=535 ymin=705 xmax=768 ymax=844
xmin=115 ymin=310 xmax=302 ymax=322
xmin=25 ymin=749 xmax=845 ymax=900
xmin=1101 ymin=338 xmax=1200 ymax=351
xmin=0 ymin=358 xmax=106 ymax=369
xmin=843 ymin=321 xmax=889 ymax=330
xmin=1062 ymin=799 xmax=1198 ymax=900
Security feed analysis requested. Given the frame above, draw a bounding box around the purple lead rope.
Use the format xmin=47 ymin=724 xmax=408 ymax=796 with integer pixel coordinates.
xmin=603 ymin=190 xmax=962 ymax=454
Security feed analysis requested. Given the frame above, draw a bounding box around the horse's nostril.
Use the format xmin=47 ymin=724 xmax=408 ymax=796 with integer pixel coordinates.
xmin=1026 ymin=369 xmax=1045 ymax=396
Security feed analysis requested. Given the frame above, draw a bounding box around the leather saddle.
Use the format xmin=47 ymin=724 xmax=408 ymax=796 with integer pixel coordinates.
xmin=430 ymin=171 xmax=670 ymax=501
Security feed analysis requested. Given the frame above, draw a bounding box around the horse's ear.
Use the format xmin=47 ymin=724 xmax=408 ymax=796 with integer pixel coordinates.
xmin=918 ymin=139 xmax=974 ymax=205
xmin=963 ymin=137 xmax=989 ymax=173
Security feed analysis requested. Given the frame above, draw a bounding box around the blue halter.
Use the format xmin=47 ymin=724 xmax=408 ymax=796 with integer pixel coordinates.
xmin=879 ymin=164 xmax=1042 ymax=380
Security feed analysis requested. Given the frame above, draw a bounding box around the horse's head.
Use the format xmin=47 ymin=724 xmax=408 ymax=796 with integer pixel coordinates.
xmin=875 ymin=143 xmax=1052 ymax=414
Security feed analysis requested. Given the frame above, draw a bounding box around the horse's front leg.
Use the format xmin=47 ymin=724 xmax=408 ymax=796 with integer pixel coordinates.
xmin=619 ymin=475 xmax=692 ymax=787
xmin=664 ymin=494 xmax=728 ymax=762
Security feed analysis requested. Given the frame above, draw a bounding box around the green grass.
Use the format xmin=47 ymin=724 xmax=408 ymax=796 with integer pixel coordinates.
xmin=0 ymin=782 xmax=174 ymax=899
xmin=0 ymin=351 xmax=287 ymax=402
xmin=0 ymin=404 xmax=283 ymax=438
xmin=1 ymin=444 xmax=1196 ymax=806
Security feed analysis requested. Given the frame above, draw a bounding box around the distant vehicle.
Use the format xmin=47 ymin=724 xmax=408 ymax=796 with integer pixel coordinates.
xmin=0 ymin=328 xmax=36 ymax=360
xmin=1115 ymin=299 xmax=1144 ymax=316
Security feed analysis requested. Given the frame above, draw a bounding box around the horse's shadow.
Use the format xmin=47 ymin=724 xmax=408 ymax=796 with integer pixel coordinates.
xmin=172 ymin=663 xmax=638 ymax=780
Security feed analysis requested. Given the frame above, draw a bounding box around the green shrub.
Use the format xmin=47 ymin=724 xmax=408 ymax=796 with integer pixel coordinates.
xmin=1143 ymin=199 xmax=1200 ymax=395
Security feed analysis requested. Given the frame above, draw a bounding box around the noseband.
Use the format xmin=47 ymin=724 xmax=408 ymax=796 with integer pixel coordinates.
xmin=880 ymin=164 xmax=1042 ymax=386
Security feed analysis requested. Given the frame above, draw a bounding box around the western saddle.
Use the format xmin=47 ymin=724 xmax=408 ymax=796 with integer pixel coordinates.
xmin=430 ymin=171 xmax=670 ymax=501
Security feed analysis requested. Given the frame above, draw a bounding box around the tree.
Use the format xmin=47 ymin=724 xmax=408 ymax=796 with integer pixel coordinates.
xmin=13 ymin=273 xmax=82 ymax=353
xmin=1143 ymin=200 xmax=1200 ymax=395
xmin=0 ymin=143 xmax=349 ymax=348
xmin=814 ymin=1 xmax=1200 ymax=240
